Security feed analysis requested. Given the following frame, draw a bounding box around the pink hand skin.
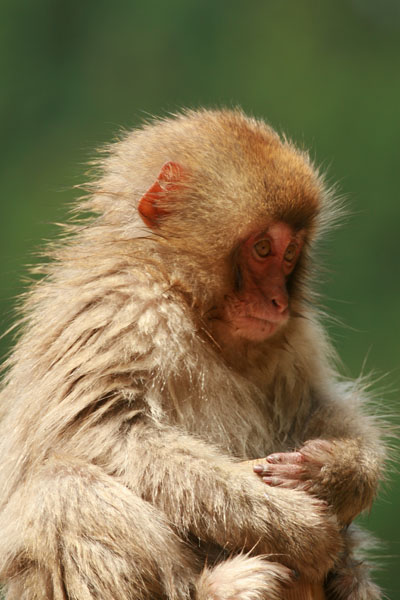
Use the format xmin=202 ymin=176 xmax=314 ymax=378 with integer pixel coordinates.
xmin=253 ymin=440 xmax=333 ymax=492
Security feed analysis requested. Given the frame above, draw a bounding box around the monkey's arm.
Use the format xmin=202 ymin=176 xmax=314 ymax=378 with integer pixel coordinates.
xmin=254 ymin=384 xmax=386 ymax=525
xmin=114 ymin=419 xmax=340 ymax=581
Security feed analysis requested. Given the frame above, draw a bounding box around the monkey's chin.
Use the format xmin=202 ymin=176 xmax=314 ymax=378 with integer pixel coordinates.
xmin=232 ymin=316 xmax=285 ymax=342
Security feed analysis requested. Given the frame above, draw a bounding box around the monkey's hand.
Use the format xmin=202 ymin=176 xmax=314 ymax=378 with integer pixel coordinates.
xmin=253 ymin=440 xmax=330 ymax=492
xmin=253 ymin=438 xmax=380 ymax=524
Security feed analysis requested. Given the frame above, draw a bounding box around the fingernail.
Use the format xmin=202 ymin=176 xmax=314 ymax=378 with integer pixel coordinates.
xmin=253 ymin=465 xmax=263 ymax=472
xmin=267 ymin=454 xmax=279 ymax=463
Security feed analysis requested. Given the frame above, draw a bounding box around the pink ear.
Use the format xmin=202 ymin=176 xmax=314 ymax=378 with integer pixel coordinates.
xmin=138 ymin=162 xmax=184 ymax=228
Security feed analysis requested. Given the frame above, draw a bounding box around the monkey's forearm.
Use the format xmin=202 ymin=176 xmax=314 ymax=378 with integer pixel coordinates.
xmin=117 ymin=422 xmax=341 ymax=580
xmin=121 ymin=423 xmax=272 ymax=548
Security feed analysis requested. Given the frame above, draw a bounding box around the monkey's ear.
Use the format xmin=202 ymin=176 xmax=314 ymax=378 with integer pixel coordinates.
xmin=138 ymin=161 xmax=184 ymax=228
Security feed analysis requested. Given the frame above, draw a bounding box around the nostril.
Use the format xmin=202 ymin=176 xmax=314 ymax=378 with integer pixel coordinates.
xmin=271 ymin=297 xmax=288 ymax=313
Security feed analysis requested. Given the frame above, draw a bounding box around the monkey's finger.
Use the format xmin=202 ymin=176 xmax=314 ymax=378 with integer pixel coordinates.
xmin=262 ymin=476 xmax=314 ymax=491
xmin=266 ymin=451 xmax=304 ymax=464
xmin=262 ymin=476 xmax=301 ymax=489
xmin=253 ymin=463 xmax=304 ymax=478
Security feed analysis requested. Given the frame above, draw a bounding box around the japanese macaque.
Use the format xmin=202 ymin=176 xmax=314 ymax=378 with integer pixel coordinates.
xmin=0 ymin=109 xmax=386 ymax=600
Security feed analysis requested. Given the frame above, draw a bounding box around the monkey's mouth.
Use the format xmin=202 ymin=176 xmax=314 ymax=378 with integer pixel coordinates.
xmin=232 ymin=314 xmax=286 ymax=341
xmin=207 ymin=303 xmax=288 ymax=342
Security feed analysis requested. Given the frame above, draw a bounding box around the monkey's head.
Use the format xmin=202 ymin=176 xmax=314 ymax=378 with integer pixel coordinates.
xmin=92 ymin=109 xmax=332 ymax=344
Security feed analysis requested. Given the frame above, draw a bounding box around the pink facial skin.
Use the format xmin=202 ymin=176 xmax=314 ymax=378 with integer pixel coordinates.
xmin=223 ymin=222 xmax=304 ymax=342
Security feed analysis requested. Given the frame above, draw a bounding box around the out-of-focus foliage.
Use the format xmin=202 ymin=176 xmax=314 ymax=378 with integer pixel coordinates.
xmin=0 ymin=0 xmax=399 ymax=595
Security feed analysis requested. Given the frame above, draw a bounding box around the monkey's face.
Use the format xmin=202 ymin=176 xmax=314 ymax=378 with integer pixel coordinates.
xmin=138 ymin=162 xmax=313 ymax=342
xmin=220 ymin=222 xmax=304 ymax=342
xmin=136 ymin=155 xmax=318 ymax=346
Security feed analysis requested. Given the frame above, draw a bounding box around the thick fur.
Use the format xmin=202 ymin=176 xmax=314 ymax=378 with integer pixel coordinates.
xmin=196 ymin=555 xmax=293 ymax=600
xmin=325 ymin=525 xmax=382 ymax=600
xmin=0 ymin=109 xmax=385 ymax=598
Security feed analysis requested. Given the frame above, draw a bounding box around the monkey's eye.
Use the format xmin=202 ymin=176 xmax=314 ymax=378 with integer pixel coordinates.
xmin=284 ymin=243 xmax=297 ymax=262
xmin=254 ymin=239 xmax=271 ymax=258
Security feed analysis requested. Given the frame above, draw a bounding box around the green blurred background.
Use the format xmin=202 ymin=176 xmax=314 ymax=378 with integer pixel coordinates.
xmin=1 ymin=0 xmax=399 ymax=596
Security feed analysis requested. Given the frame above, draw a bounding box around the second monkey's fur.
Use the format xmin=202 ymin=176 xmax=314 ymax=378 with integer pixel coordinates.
xmin=0 ymin=109 xmax=385 ymax=599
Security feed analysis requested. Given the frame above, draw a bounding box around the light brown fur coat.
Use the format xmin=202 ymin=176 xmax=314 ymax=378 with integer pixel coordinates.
xmin=0 ymin=109 xmax=385 ymax=600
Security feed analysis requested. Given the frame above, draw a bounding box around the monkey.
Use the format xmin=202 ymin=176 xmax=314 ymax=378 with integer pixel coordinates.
xmin=0 ymin=108 xmax=386 ymax=600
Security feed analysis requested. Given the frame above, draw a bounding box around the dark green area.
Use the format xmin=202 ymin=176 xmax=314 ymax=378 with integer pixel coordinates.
xmin=1 ymin=0 xmax=399 ymax=596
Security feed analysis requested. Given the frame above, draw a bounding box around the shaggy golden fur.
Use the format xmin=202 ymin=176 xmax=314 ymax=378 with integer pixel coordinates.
xmin=0 ymin=109 xmax=385 ymax=599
